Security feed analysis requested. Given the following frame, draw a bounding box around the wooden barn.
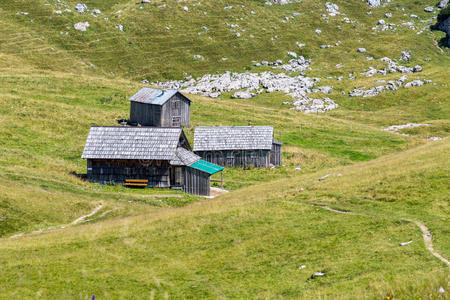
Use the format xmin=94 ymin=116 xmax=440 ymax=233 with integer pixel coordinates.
xmin=193 ymin=126 xmax=282 ymax=168
xmin=81 ymin=126 xmax=223 ymax=196
xmin=128 ymin=88 xmax=191 ymax=127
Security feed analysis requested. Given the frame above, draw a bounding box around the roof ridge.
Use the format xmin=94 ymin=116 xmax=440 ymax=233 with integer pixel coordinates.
xmin=90 ymin=126 xmax=182 ymax=130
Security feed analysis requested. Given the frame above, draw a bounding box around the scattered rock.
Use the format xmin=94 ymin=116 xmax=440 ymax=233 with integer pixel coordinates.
xmin=438 ymin=287 xmax=445 ymax=293
xmin=366 ymin=0 xmax=393 ymax=7
xmin=319 ymin=174 xmax=330 ymax=181
xmin=295 ymin=167 xmax=301 ymax=171
xmin=428 ymin=137 xmax=443 ymax=141
xmin=325 ymin=2 xmax=340 ymax=15
xmin=154 ymin=57 xmax=338 ymax=113
xmin=269 ymin=0 xmax=296 ymax=4
xmin=315 ymin=29 xmax=322 ymax=35
xmin=438 ymin=0 xmax=449 ymax=9
xmin=298 ymin=265 xmax=306 ymax=270
xmin=357 ymin=48 xmax=367 ymax=53
xmin=367 ymin=0 xmax=381 ymax=7
xmin=232 ymin=90 xmax=255 ymax=99
xmin=183 ymin=6 xmax=189 ymax=12
xmin=74 ymin=22 xmax=90 ymax=31
xmin=400 ymin=240 xmax=413 ymax=246
xmin=74 ymin=3 xmax=88 ymax=13
xmin=309 ymin=272 xmax=325 ymax=279
xmin=318 ymin=86 xmax=333 ymax=94
xmin=384 ymin=123 xmax=429 ymax=132
xmin=424 ymin=6 xmax=434 ymax=12
xmin=385 ymin=13 xmax=392 ymax=18
xmin=400 ymin=50 xmax=411 ymax=61
xmin=413 ymin=65 xmax=423 ymax=72
xmin=378 ymin=19 xmax=386 ymax=25
xmin=404 ymin=80 xmax=424 ymax=88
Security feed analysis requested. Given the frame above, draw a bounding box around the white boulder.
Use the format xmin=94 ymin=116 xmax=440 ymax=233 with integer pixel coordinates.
xmin=74 ymin=22 xmax=90 ymax=31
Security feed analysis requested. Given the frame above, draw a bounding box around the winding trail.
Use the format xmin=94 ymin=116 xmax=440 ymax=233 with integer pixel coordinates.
xmin=71 ymin=204 xmax=103 ymax=225
xmin=312 ymin=203 xmax=449 ymax=268
xmin=8 ymin=204 xmax=105 ymax=239
xmin=405 ymin=219 xmax=450 ymax=267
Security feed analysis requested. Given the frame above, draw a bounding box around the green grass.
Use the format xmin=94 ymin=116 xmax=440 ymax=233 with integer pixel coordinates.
xmin=0 ymin=141 xmax=448 ymax=299
xmin=0 ymin=0 xmax=449 ymax=298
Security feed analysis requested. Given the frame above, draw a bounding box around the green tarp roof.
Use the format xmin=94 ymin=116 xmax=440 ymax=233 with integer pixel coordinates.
xmin=188 ymin=160 xmax=223 ymax=175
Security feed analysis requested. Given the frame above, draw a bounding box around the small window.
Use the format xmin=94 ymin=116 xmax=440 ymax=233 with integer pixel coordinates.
xmin=172 ymin=116 xmax=181 ymax=127
xmin=226 ymin=152 xmax=234 ymax=159
xmin=250 ymin=151 xmax=257 ymax=159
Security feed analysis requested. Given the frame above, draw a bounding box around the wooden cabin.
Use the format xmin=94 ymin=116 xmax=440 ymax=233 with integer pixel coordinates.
xmin=81 ymin=126 xmax=223 ymax=196
xmin=128 ymin=88 xmax=191 ymax=127
xmin=193 ymin=126 xmax=282 ymax=168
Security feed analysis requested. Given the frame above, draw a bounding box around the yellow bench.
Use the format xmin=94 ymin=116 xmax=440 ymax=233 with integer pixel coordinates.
xmin=125 ymin=179 xmax=148 ymax=187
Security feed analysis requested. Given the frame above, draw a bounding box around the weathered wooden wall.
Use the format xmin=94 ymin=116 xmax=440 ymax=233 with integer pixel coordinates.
xmin=87 ymin=159 xmax=170 ymax=187
xmin=195 ymin=150 xmax=271 ymax=168
xmin=183 ymin=167 xmax=210 ymax=196
xmin=160 ymin=94 xmax=190 ymax=127
xmin=270 ymin=143 xmax=282 ymax=166
xmin=170 ymin=166 xmax=184 ymax=187
xmin=129 ymin=93 xmax=190 ymax=127
xmin=129 ymin=102 xmax=161 ymax=126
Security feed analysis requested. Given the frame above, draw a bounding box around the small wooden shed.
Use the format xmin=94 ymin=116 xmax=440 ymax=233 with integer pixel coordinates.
xmin=193 ymin=126 xmax=282 ymax=168
xmin=128 ymin=88 xmax=191 ymax=127
xmin=81 ymin=126 xmax=222 ymax=196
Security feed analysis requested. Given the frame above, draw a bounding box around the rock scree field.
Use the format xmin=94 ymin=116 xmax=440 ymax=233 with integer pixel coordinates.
xmin=0 ymin=0 xmax=449 ymax=298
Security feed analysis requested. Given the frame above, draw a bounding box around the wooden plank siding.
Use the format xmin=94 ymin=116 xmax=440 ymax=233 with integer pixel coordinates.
xmin=129 ymin=102 xmax=162 ymax=127
xmin=270 ymin=143 xmax=282 ymax=166
xmin=195 ymin=150 xmax=271 ymax=168
xmin=160 ymin=93 xmax=190 ymax=128
xmin=129 ymin=93 xmax=190 ymax=128
xmin=183 ymin=167 xmax=211 ymax=196
xmin=87 ymin=159 xmax=171 ymax=187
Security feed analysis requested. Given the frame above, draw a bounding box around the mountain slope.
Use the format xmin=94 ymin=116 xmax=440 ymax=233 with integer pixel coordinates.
xmin=0 ymin=0 xmax=448 ymax=298
xmin=0 ymin=141 xmax=448 ymax=298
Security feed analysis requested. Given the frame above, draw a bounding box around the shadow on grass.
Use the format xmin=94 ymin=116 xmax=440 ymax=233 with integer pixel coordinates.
xmin=70 ymin=171 xmax=87 ymax=181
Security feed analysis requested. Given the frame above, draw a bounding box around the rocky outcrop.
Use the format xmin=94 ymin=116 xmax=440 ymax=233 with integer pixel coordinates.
xmin=436 ymin=16 xmax=450 ymax=47
xmin=154 ymin=57 xmax=338 ymax=114
xmin=366 ymin=0 xmax=393 ymax=7
xmin=438 ymin=0 xmax=449 ymax=9
xmin=383 ymin=123 xmax=429 ymax=132
xmin=349 ymin=75 xmax=431 ymax=97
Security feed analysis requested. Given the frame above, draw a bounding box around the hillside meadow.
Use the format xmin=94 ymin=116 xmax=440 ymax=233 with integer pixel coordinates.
xmin=0 ymin=0 xmax=449 ymax=298
xmin=0 ymin=141 xmax=448 ymax=299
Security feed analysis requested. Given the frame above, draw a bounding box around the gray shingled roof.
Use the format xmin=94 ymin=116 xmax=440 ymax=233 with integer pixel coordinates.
xmin=129 ymin=88 xmax=180 ymax=105
xmin=193 ymin=126 xmax=274 ymax=151
xmin=170 ymin=147 xmax=201 ymax=166
xmin=81 ymin=127 xmax=183 ymax=160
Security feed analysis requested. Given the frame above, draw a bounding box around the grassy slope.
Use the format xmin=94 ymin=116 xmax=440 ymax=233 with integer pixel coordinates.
xmin=0 ymin=0 xmax=448 ymax=298
xmin=0 ymin=141 xmax=448 ymax=299
xmin=0 ymin=69 xmax=415 ymax=235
